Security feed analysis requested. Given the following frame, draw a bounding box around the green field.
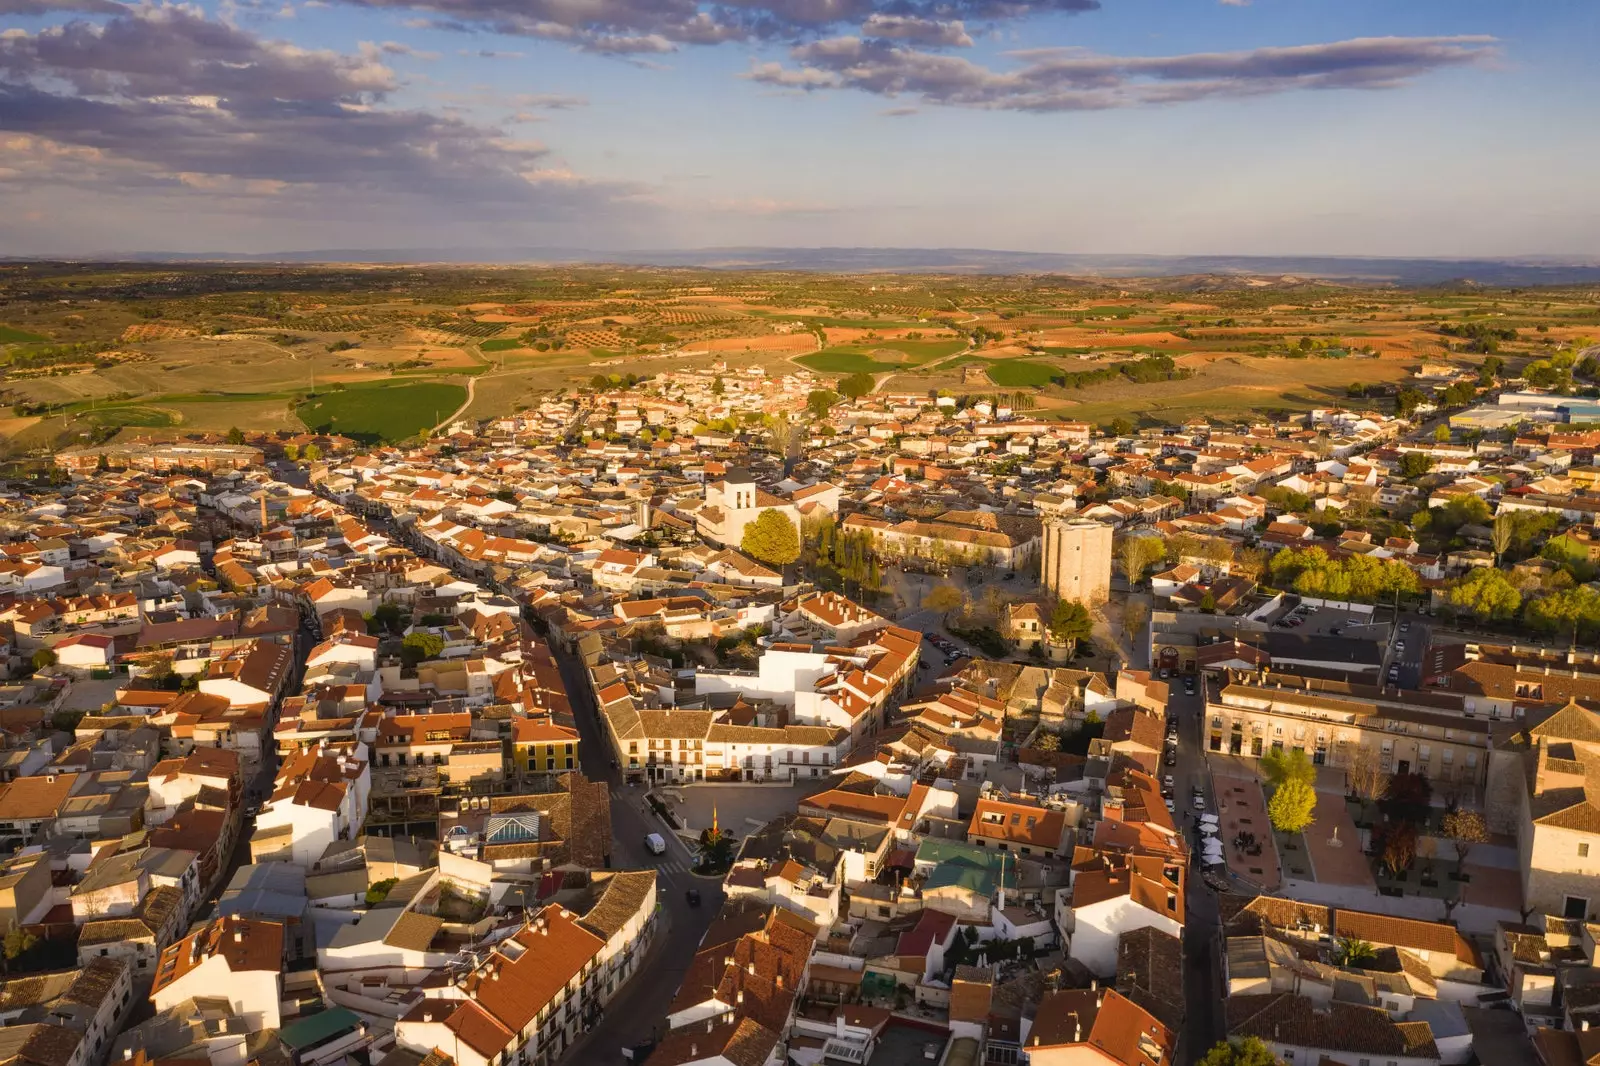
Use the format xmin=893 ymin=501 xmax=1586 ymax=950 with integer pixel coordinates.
xmin=480 ymin=338 xmax=523 ymax=353
xmin=0 ymin=326 xmax=49 ymax=344
xmin=986 ymin=360 xmax=1058 ymax=387
xmin=297 ymin=382 xmax=466 ymax=443
xmin=796 ymin=338 xmax=966 ymax=374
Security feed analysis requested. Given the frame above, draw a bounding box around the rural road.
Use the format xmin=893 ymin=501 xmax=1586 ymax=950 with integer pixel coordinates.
xmin=431 ymin=374 xmax=475 ymax=435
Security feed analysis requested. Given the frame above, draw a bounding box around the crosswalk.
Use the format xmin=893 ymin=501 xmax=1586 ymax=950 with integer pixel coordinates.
xmin=655 ymin=857 xmax=693 ymax=877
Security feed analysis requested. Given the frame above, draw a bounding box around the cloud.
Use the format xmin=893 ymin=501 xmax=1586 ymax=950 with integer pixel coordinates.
xmin=0 ymin=0 xmax=124 ymax=13
xmin=1219 ymin=0 xmax=1250 ymax=6
xmin=711 ymin=196 xmax=836 ymax=215
xmin=860 ymin=15 xmax=971 ymax=48
xmin=0 ymin=4 xmax=645 ymax=221
xmin=330 ymin=0 xmax=1098 ymax=54
xmin=744 ymin=34 xmax=1499 ymax=110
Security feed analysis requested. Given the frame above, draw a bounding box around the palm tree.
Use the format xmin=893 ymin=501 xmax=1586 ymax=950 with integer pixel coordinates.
xmin=1334 ymin=936 xmax=1377 ymax=967
xmin=698 ymin=827 xmax=735 ymax=871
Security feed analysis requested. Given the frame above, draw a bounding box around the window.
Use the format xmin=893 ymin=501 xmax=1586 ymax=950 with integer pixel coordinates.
xmin=1581 ymin=844 xmax=1591 ymax=859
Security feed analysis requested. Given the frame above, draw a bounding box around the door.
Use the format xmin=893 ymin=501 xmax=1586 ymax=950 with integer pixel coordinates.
xmin=1567 ymin=896 xmax=1589 ymax=920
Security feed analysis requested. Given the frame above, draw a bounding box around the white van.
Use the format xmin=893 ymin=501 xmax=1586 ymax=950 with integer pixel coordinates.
xmin=644 ymin=833 xmax=667 ymax=856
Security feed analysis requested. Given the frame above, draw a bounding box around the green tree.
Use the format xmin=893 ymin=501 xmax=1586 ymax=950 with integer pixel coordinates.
xmin=365 ymin=878 xmax=399 ymax=905
xmin=838 ymin=372 xmax=875 ymax=399
xmin=304 ymin=443 xmax=323 ymax=462
xmin=369 ymin=602 xmax=405 ymax=635
xmin=3 ymin=921 xmax=38 ymax=964
xmin=925 ymin=583 xmax=964 ymax=624
xmin=1491 ymin=511 xmax=1515 ymax=565
xmin=401 ymin=630 xmax=445 ymax=666
xmin=283 ymin=443 xmax=299 ymax=461
xmin=1447 ymin=566 xmax=1522 ymax=622
xmin=1334 ymin=936 xmax=1378 ymax=967
xmin=1199 ymin=1037 xmax=1283 ymax=1066
xmin=1433 ymin=424 xmax=1452 ymax=442
xmin=226 ymin=426 xmax=245 ymax=445
xmin=1117 ymin=534 xmax=1166 ymax=587
xmin=1525 ymin=585 xmax=1600 ymax=646
xmin=806 ymin=389 xmax=840 ymax=419
xmin=1260 ymin=747 xmax=1317 ymax=789
xmin=1048 ymin=599 xmax=1093 ymax=657
xmin=1397 ymin=452 xmax=1433 ymax=479
xmin=30 ymin=648 xmax=56 ymax=672
xmin=741 ymin=510 xmax=801 ymax=568
xmin=1267 ymin=778 xmax=1317 ymax=834
xmin=1107 ymin=416 xmax=1134 ymax=436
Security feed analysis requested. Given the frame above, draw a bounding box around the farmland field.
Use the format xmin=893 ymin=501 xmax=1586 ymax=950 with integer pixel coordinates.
xmin=0 ymin=326 xmax=49 ymax=344
xmin=480 ymin=338 xmax=524 ymax=353
xmin=985 ymin=360 xmax=1059 ymax=387
xmin=297 ymin=382 xmax=466 ymax=443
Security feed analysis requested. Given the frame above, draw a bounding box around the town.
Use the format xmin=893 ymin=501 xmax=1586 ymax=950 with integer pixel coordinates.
xmin=2 ymin=335 xmax=1600 ymax=1066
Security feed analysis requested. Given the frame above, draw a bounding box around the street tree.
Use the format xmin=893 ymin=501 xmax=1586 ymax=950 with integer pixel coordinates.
xmin=1441 ymin=808 xmax=1489 ymax=865
xmin=1199 ymin=1037 xmax=1284 ymax=1066
xmin=924 ymin=584 xmax=965 ymax=624
xmin=1118 ymin=534 xmax=1166 ymax=587
xmin=1267 ymin=778 xmax=1317 ymax=834
xmin=1260 ymin=747 xmax=1317 ymax=789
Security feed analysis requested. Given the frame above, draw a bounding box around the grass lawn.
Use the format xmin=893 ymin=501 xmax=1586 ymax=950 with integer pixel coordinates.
xmin=297 ymin=381 xmax=466 ymax=443
xmin=480 ymin=338 xmax=523 ymax=353
xmin=797 ymin=340 xmax=963 ymax=375
xmin=0 ymin=326 xmax=50 ymax=344
xmin=986 ymin=360 xmax=1058 ymax=387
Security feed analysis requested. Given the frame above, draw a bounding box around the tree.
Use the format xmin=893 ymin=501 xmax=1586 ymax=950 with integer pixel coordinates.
xmin=1260 ymin=747 xmax=1316 ymax=789
xmin=1118 ymin=534 xmax=1166 ymax=587
xmin=226 ymin=426 xmax=245 ymax=445
xmin=838 ymin=372 xmax=874 ymax=399
xmin=806 ymin=389 xmax=839 ymax=419
xmin=369 ymin=602 xmax=405 ymax=635
xmin=697 ymin=826 xmax=735 ymax=872
xmin=1267 ymin=778 xmax=1317 ymax=834
xmin=710 ymin=375 xmax=725 ymax=396
xmin=1433 ymin=424 xmax=1452 ymax=442
xmin=925 ymin=584 xmax=964 ymax=624
xmin=365 ymin=877 xmax=399 ymax=905
xmin=1346 ymin=745 xmax=1389 ymax=812
xmin=1032 ymin=731 xmax=1060 ymax=753
xmin=1397 ymin=452 xmax=1434 ymax=479
xmin=1048 ymin=599 xmax=1093 ymax=657
xmin=740 ymin=510 xmax=801 ymax=568
xmin=304 ymin=443 xmax=323 ymax=462
xmin=30 ymin=648 xmax=55 ymax=672
xmin=283 ymin=443 xmax=299 ymax=461
xmin=1107 ymin=417 xmax=1134 ymax=437
xmin=1122 ymin=600 xmax=1150 ymax=645
xmin=1381 ymin=771 xmax=1433 ymax=828
xmin=1447 ymin=566 xmax=1522 ymax=622
xmin=1525 ymin=586 xmax=1600 ymax=646
xmin=3 ymin=921 xmax=38 ymax=964
xmin=1491 ymin=511 xmax=1515 ymax=565
xmin=401 ymin=630 xmax=445 ymax=666
xmin=1199 ymin=1037 xmax=1284 ymax=1066
xmin=1380 ymin=821 xmax=1418 ymax=877
xmin=1334 ymin=936 xmax=1377 ymax=967
xmin=1441 ymin=808 xmax=1488 ymax=865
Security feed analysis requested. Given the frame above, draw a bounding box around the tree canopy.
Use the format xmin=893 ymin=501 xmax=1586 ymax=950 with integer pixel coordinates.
xmin=1267 ymin=778 xmax=1317 ymax=834
xmin=1048 ymin=599 xmax=1093 ymax=655
xmin=1446 ymin=566 xmax=1522 ymax=622
xmin=740 ymin=510 xmax=801 ymax=568
xmin=1199 ymin=1037 xmax=1284 ymax=1066
xmin=1260 ymin=747 xmax=1316 ymax=789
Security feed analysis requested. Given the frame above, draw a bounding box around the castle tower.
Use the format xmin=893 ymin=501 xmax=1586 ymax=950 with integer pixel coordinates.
xmin=1041 ymin=518 xmax=1113 ymax=606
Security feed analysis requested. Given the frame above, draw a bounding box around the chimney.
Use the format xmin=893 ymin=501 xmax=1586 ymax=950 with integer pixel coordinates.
xmin=124 ymin=1051 xmax=133 ymax=1061
xmin=423 ymin=1012 xmax=433 ymax=1024
xmin=1074 ymin=1020 xmax=1082 ymax=1042
xmin=706 ymin=1019 xmax=714 ymax=1035
xmin=233 ymin=930 xmax=243 ymax=944
xmin=837 ymin=1015 xmax=846 ymax=1038
xmin=218 ymin=1020 xmax=227 ymax=1034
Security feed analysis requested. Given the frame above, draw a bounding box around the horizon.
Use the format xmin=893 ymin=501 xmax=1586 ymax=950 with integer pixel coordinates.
xmin=2 ymin=1 xmax=1597 ymax=257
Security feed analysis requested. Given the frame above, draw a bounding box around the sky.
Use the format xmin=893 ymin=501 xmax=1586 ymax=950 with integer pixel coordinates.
xmin=0 ymin=0 xmax=1596 ymax=257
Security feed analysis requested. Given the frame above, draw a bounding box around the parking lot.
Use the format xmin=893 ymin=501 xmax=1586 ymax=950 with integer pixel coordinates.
xmin=1268 ymin=598 xmax=1391 ymax=639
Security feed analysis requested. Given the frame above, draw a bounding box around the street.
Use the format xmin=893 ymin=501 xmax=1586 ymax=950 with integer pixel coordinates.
xmin=1166 ymin=679 xmax=1225 ymax=1063
xmin=551 ymin=642 xmax=727 ymax=1059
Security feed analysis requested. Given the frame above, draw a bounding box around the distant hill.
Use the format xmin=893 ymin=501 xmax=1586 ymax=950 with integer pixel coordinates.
xmin=11 ymin=247 xmax=1600 ymax=286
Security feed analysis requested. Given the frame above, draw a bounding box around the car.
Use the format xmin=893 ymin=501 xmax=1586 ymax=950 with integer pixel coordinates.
xmin=1165 ymin=751 xmax=1177 ymax=766
xmin=685 ymin=888 xmax=702 ymax=907
xmin=1164 ymin=798 xmax=1176 ymax=814
xmin=1395 ymin=641 xmax=1406 ymax=653
xmin=1329 ymin=626 xmax=1342 ymax=636
xmin=1184 ymin=680 xmax=1196 ymax=695
xmin=1399 ymin=622 xmax=1411 ymax=633
xmin=644 ymin=833 xmax=667 ymax=856
xmin=1192 ymin=795 xmax=1207 ymax=811
xmin=1160 ymin=669 xmax=1170 ymax=680
xmin=1163 ymin=775 xmax=1175 ymax=790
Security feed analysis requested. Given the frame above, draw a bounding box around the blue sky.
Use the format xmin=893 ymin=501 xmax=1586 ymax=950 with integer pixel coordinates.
xmin=0 ymin=0 xmax=1595 ymax=255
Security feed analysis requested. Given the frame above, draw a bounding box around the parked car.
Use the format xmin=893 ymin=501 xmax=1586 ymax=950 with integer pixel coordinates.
xmin=1162 ymin=775 xmax=1175 ymax=791
xmin=1165 ymin=751 xmax=1177 ymax=766
xmin=1192 ymin=795 xmax=1207 ymax=811
xmin=1399 ymin=622 xmax=1411 ymax=633
xmin=685 ymin=888 xmax=702 ymax=906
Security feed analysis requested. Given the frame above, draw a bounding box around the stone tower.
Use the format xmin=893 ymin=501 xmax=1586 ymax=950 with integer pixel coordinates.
xmin=1041 ymin=517 xmax=1113 ymax=606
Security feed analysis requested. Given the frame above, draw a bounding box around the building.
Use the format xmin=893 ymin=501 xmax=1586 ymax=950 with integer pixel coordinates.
xmin=150 ymin=915 xmax=285 ymax=1029
xmin=1041 ymin=518 xmax=1113 ymax=607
